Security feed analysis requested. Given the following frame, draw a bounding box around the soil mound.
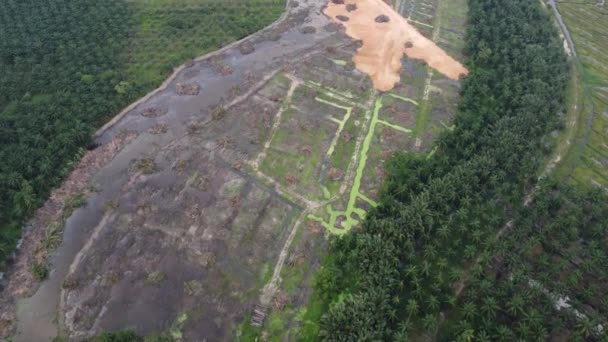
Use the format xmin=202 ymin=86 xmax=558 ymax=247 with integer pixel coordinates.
xmin=239 ymin=42 xmax=255 ymax=55
xmin=336 ymin=15 xmax=349 ymax=22
xmin=176 ymin=83 xmax=200 ymax=95
xmin=375 ymin=14 xmax=390 ymax=23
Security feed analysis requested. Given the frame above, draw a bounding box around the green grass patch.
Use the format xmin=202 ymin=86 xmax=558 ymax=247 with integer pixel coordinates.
xmin=554 ymin=1 xmax=608 ymax=189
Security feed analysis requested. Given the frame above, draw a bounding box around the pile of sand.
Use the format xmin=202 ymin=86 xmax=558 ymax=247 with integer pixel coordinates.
xmin=325 ymin=0 xmax=468 ymax=91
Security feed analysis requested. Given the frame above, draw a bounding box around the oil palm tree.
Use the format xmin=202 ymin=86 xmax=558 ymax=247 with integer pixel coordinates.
xmin=427 ymin=295 xmax=440 ymax=312
xmin=494 ymin=325 xmax=513 ymax=341
xmin=476 ymin=330 xmax=491 ymax=342
xmin=480 ymin=296 xmax=498 ymax=319
xmin=506 ymin=294 xmax=525 ymax=316
xmin=421 ymin=314 xmax=437 ymax=331
xmin=457 ymin=329 xmax=475 ymax=342
xmin=436 ymin=257 xmax=448 ymax=271
xmin=461 ymin=301 xmax=477 ymax=320
xmin=575 ymin=318 xmax=595 ymax=339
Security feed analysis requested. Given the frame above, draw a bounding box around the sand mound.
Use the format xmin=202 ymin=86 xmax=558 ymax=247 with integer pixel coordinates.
xmin=324 ymin=0 xmax=468 ymax=91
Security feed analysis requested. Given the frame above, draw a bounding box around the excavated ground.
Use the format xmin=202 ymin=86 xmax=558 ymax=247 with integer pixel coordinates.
xmin=3 ymin=0 xmax=469 ymax=340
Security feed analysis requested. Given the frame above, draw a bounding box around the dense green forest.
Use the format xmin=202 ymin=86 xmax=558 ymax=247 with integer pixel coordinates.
xmin=0 ymin=0 xmax=283 ymax=266
xmin=303 ymin=0 xmax=608 ymax=340
xmin=438 ymin=181 xmax=608 ymax=340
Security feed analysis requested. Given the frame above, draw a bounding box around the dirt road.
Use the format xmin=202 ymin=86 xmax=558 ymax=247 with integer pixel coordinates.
xmin=547 ymin=0 xmax=578 ymax=58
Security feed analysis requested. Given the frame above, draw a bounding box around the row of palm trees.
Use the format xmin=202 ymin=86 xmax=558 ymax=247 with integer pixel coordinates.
xmin=312 ymin=0 xmax=583 ymax=340
xmin=447 ymin=181 xmax=608 ymax=340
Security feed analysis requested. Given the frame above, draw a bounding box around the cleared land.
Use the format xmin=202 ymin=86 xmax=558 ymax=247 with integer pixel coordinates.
xmin=250 ymin=0 xmax=470 ymax=339
xmin=324 ymin=0 xmax=468 ymax=91
xmin=3 ymin=0 xmax=468 ymax=340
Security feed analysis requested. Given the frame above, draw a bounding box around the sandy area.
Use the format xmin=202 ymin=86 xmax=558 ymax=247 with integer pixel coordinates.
xmin=324 ymin=0 xmax=468 ymax=91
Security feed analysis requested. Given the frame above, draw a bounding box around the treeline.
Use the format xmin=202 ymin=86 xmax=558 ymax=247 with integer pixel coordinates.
xmin=0 ymin=0 xmax=131 ymax=266
xmin=0 ymin=0 xmax=283 ymax=267
xmin=312 ymin=0 xmax=575 ymax=340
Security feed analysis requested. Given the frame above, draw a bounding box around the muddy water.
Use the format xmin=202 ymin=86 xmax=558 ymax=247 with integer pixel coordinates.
xmin=13 ymin=0 xmax=335 ymax=340
xmin=14 ymin=132 xmax=174 ymax=341
xmin=15 ymin=183 xmax=120 ymax=341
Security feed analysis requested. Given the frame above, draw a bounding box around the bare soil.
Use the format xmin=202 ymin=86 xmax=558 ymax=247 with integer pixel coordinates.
xmin=324 ymin=0 xmax=468 ymax=91
xmin=2 ymin=0 xmax=470 ymax=340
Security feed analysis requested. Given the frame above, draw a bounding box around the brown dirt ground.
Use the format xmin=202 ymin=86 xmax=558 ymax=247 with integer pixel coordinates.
xmin=324 ymin=0 xmax=468 ymax=91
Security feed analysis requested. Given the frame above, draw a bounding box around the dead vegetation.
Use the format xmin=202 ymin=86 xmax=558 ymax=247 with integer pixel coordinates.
xmin=102 ymin=200 xmax=119 ymax=212
xmin=285 ymin=173 xmax=298 ymax=185
xmin=0 ymin=130 xmax=136 ymax=336
xmin=244 ymin=71 xmax=258 ymax=84
xmin=187 ymin=121 xmax=204 ymax=135
xmin=375 ymin=14 xmax=390 ymax=23
xmin=192 ymin=174 xmax=211 ymax=192
xmin=380 ymin=148 xmax=393 ymax=161
xmin=268 ymin=92 xmax=283 ymax=103
xmin=300 ymin=146 xmax=312 ymax=156
xmin=328 ymin=167 xmax=344 ymax=181
xmin=211 ymin=106 xmax=227 ymax=120
xmin=307 ymin=220 xmax=323 ymax=234
xmin=173 ymin=159 xmax=188 ymax=172
xmin=140 ymin=106 xmax=167 ymax=118
xmin=3 ymin=0 xmax=373 ymax=338
xmin=197 ymin=252 xmax=216 ymax=268
xmin=131 ymin=158 xmax=158 ymax=175
xmin=184 ymin=280 xmax=204 ymax=296
xmin=336 ymin=15 xmax=349 ymax=22
xmin=382 ymin=127 xmax=396 ymax=140
xmin=42 ymin=222 xmax=63 ymax=252
xmin=287 ymin=252 xmax=305 ymax=267
xmin=272 ymin=292 xmax=289 ymax=311
xmin=103 ymin=271 xmax=121 ymax=287
xmin=62 ymin=274 xmax=80 ymax=290
xmin=30 ymin=191 xmax=87 ymax=281
xmin=341 ymin=131 xmax=353 ymax=142
xmin=265 ymin=31 xmax=282 ymax=42
xmin=136 ymin=203 xmax=152 ymax=217
xmin=148 ymin=123 xmax=168 ymax=134
xmin=300 ymin=26 xmax=317 ymax=34
xmin=216 ymin=136 xmax=234 ymax=150
xmin=145 ymin=271 xmax=165 ymax=286
xmin=219 ymin=65 xmax=234 ymax=76
xmin=176 ymin=83 xmax=200 ymax=95
xmin=229 ymin=85 xmax=242 ymax=97
xmin=229 ymin=196 xmax=242 ymax=209
xmin=239 ymin=42 xmax=255 ymax=55
xmin=251 ymin=304 xmax=268 ymax=327
xmin=335 ymin=215 xmax=346 ymax=229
